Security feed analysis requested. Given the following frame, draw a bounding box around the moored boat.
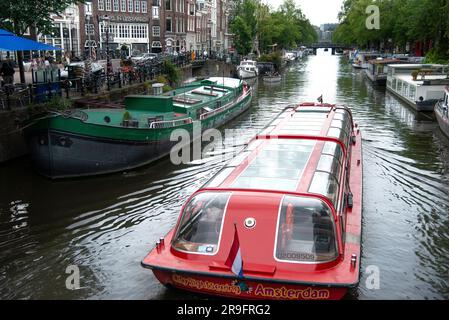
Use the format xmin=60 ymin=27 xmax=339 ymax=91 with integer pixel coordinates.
xmin=262 ymin=74 xmax=282 ymax=83
xmin=435 ymin=86 xmax=449 ymax=138
xmin=386 ymin=64 xmax=449 ymax=111
xmin=352 ymin=52 xmax=382 ymax=69
xmin=25 ymin=77 xmax=253 ymax=179
xmin=365 ymin=58 xmax=408 ymax=86
xmin=237 ymin=60 xmax=258 ymax=79
xmin=142 ymin=103 xmax=363 ymax=300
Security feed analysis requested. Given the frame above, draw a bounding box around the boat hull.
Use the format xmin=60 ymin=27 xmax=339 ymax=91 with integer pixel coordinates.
xmin=238 ymin=69 xmax=258 ymax=79
xmin=387 ymin=87 xmax=436 ymax=111
xmin=151 ymin=269 xmax=348 ymax=300
xmin=263 ymin=76 xmax=282 ymax=83
xmin=365 ymin=70 xmax=387 ymax=86
xmin=27 ymin=129 xmax=172 ymax=178
xmin=435 ymin=102 xmax=449 ymax=138
xmin=26 ymin=92 xmax=252 ymax=179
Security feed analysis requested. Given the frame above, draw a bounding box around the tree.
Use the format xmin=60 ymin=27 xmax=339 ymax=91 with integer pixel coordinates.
xmin=333 ymin=0 xmax=449 ymax=61
xmin=0 ymin=0 xmax=84 ymax=83
xmin=229 ymin=0 xmax=317 ymax=56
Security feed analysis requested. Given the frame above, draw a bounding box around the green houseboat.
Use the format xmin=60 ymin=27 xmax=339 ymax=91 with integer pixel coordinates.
xmin=25 ymin=77 xmax=252 ymax=179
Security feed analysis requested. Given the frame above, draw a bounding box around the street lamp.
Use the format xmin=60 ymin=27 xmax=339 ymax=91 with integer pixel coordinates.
xmin=67 ymin=12 xmax=75 ymax=58
xmin=207 ymin=19 xmax=212 ymax=58
xmin=103 ymin=15 xmax=112 ymax=90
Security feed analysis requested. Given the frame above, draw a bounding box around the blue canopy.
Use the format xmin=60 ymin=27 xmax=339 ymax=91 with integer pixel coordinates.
xmin=0 ymin=28 xmax=62 ymax=51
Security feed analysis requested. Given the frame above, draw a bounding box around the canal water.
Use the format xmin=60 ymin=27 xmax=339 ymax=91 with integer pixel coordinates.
xmin=1 ymin=50 xmax=449 ymax=299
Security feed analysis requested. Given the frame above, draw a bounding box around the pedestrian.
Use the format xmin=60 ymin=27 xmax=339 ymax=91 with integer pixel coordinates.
xmin=1 ymin=58 xmax=15 ymax=85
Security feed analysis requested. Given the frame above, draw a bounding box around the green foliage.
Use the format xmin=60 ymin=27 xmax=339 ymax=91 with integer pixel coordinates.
xmin=0 ymin=0 xmax=84 ymax=36
xmin=42 ymin=96 xmax=72 ymax=111
xmin=333 ymin=0 xmax=449 ymax=61
xmin=123 ymin=111 xmax=131 ymax=121
xmin=229 ymin=0 xmax=318 ymax=55
xmin=162 ymin=85 xmax=173 ymax=93
xmin=258 ymin=52 xmax=282 ymax=70
xmin=163 ymin=60 xmax=180 ymax=86
xmin=155 ymin=75 xmax=168 ymax=84
xmin=424 ymin=47 xmax=449 ymax=64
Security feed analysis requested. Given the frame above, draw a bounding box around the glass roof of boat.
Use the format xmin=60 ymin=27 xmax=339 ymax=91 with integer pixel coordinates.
xmin=275 ymin=108 xmax=330 ymax=136
xmin=203 ymin=107 xmax=350 ymax=204
xmin=230 ymin=139 xmax=316 ymax=191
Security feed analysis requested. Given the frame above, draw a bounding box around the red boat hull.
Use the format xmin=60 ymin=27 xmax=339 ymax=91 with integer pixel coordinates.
xmin=152 ymin=269 xmax=348 ymax=300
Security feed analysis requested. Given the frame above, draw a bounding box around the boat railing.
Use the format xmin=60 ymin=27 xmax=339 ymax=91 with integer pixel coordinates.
xmin=149 ymin=117 xmax=193 ymax=129
xmin=200 ymin=89 xmax=251 ymax=120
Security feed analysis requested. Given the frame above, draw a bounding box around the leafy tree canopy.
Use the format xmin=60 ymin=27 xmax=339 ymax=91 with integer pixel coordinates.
xmin=0 ymin=0 xmax=83 ymax=35
xmin=229 ymin=0 xmax=318 ymax=56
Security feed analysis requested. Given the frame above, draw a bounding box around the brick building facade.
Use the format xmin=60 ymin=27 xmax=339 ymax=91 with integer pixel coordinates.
xmin=76 ymin=0 xmax=230 ymax=58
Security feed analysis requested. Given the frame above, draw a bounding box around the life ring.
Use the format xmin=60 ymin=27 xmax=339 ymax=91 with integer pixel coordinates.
xmin=281 ymin=203 xmax=294 ymax=248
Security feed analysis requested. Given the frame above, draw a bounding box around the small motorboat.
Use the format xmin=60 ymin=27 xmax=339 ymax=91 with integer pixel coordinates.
xmin=263 ymin=73 xmax=282 ymax=83
xmin=237 ymin=60 xmax=258 ymax=79
xmin=142 ymin=103 xmax=363 ymax=300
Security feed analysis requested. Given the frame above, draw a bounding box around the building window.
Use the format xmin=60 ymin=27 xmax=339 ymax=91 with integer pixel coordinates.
xmin=166 ymin=17 xmax=172 ymax=32
xmin=121 ymin=0 xmax=126 ymax=11
xmin=152 ymin=0 xmax=159 ymax=5
xmin=152 ymin=41 xmax=162 ymax=48
xmin=106 ymin=0 xmax=112 ymax=11
xmin=128 ymin=0 xmax=133 ymax=12
xmin=152 ymin=26 xmax=160 ymax=37
xmin=85 ymin=2 xmax=93 ymax=14
xmin=113 ymin=0 xmax=119 ymax=11
xmin=152 ymin=6 xmax=159 ymax=19
xmin=141 ymin=1 xmax=147 ymax=13
xmin=99 ymin=0 xmax=105 ymax=11
xmin=165 ymin=0 xmax=171 ymax=11
xmin=85 ymin=24 xmax=94 ymax=35
xmin=131 ymin=25 xmax=137 ymax=38
xmin=135 ymin=0 xmax=140 ymax=12
xmin=189 ymin=3 xmax=194 ymax=15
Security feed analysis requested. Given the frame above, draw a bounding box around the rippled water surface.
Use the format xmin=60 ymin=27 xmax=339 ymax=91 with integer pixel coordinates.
xmin=1 ymin=50 xmax=449 ymax=299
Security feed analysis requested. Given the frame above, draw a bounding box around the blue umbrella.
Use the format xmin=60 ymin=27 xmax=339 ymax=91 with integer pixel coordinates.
xmin=0 ymin=28 xmax=62 ymax=51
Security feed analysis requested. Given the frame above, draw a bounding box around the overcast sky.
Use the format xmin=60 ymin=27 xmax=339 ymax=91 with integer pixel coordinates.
xmin=265 ymin=0 xmax=344 ymax=26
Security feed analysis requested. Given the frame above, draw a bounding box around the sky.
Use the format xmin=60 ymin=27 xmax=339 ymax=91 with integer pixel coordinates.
xmin=265 ymin=0 xmax=344 ymax=26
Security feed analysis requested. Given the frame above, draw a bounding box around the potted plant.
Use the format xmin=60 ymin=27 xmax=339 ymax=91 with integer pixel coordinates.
xmin=411 ymin=70 xmax=419 ymax=81
xmin=122 ymin=111 xmax=131 ymax=127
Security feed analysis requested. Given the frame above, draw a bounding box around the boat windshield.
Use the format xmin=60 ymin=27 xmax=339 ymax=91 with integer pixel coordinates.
xmin=275 ymin=196 xmax=338 ymax=263
xmin=172 ymin=192 xmax=231 ymax=254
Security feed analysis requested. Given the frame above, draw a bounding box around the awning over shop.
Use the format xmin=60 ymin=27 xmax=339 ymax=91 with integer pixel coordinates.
xmin=0 ymin=28 xmax=62 ymax=51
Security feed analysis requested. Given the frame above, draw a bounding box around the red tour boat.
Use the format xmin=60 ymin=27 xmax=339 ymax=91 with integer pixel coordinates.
xmin=142 ymin=103 xmax=363 ymax=300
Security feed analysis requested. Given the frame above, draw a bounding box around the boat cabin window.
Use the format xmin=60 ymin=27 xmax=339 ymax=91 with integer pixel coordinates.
xmin=322 ymin=142 xmax=343 ymax=166
xmin=309 ymin=171 xmax=339 ymax=205
xmin=172 ymin=192 xmax=231 ymax=254
xmin=275 ymin=196 xmax=338 ymax=263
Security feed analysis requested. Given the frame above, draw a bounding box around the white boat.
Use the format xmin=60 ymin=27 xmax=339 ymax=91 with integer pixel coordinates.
xmin=435 ymin=86 xmax=449 ymax=138
xmin=237 ymin=60 xmax=258 ymax=79
xmin=365 ymin=58 xmax=407 ymax=86
xmin=386 ymin=64 xmax=449 ymax=111
xmin=352 ymin=52 xmax=382 ymax=69
xmin=283 ymin=52 xmax=296 ymax=63
xmin=262 ymin=74 xmax=282 ymax=83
